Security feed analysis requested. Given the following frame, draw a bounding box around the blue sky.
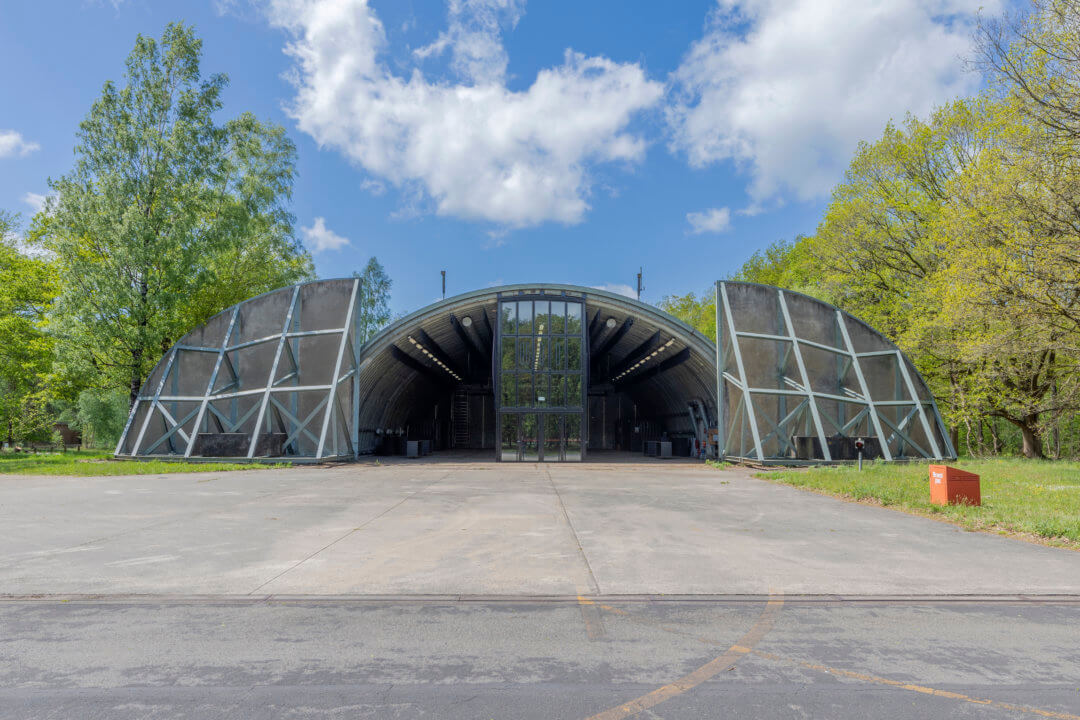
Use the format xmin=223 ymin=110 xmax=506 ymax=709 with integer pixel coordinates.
xmin=0 ymin=0 xmax=1001 ymax=315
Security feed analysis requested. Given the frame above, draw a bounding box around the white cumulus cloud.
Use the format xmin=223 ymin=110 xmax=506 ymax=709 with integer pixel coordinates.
xmin=686 ymin=206 xmax=732 ymax=234
xmin=0 ymin=130 xmax=40 ymax=158
xmin=267 ymin=0 xmax=663 ymax=227
xmin=592 ymin=283 xmax=637 ymax=299
xmin=414 ymin=0 xmax=526 ymax=85
xmin=302 ymin=216 xmax=351 ymax=252
xmin=22 ymin=192 xmax=49 ymax=214
xmin=668 ymin=0 xmax=999 ymax=202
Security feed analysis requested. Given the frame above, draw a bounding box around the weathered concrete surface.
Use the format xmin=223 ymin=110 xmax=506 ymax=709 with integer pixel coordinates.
xmin=2 ymin=598 xmax=1078 ymax=719
xmin=0 ymin=459 xmax=1078 ymax=595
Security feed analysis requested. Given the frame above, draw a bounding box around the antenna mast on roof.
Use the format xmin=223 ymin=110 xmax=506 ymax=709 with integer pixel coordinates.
xmin=636 ymin=267 xmax=644 ymax=301
xmin=441 ymin=270 xmax=446 ymax=299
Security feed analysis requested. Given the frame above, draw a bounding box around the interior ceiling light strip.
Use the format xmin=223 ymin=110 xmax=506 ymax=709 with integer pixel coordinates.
xmin=407 ymin=335 xmax=461 ymax=381
xmin=533 ymin=323 xmax=545 ymax=371
xmin=613 ymin=338 xmax=675 ymax=381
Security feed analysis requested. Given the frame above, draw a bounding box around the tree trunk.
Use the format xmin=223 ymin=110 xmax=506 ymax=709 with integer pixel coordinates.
xmin=1008 ymin=414 xmax=1045 ymax=459
xmin=131 ymin=277 xmax=149 ymax=409
xmin=129 ymin=348 xmax=143 ymax=409
xmin=950 ymin=424 xmax=960 ymax=455
xmin=989 ymin=418 xmax=1001 ymax=455
xmin=1052 ymin=378 xmax=1060 ymax=458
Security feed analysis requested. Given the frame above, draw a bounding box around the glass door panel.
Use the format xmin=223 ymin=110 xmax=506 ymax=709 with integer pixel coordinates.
xmin=566 ymin=302 xmax=582 ymax=334
xmin=565 ymin=414 xmax=582 ymax=461
xmin=543 ymin=414 xmax=562 ymax=462
xmin=521 ymin=413 xmax=539 ymax=462
xmin=500 ymin=413 xmax=520 ymax=461
xmin=496 ymin=296 xmax=585 ymax=462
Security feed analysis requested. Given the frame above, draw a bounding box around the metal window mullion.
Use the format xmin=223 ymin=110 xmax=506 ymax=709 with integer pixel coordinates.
xmin=719 ymin=282 xmax=763 ymax=460
xmin=142 ymin=403 xmax=202 ymax=454
xmin=879 ymin=408 xmax=931 ymax=458
xmin=247 ymin=285 xmax=301 ymax=459
xmin=736 ymin=330 xmax=846 ymax=356
xmin=173 ymin=345 xmax=219 ymax=353
xmin=269 ymin=396 xmax=320 ymax=445
xmin=285 ymin=328 xmax=344 ymax=339
xmin=835 ymin=311 xmax=892 ymax=461
xmin=153 ymin=402 xmax=192 ymax=447
xmin=316 ymin=279 xmax=360 ymax=459
xmin=128 ymin=349 xmax=178 ymax=456
xmin=714 ymin=281 xmax=725 ymax=458
xmin=185 ymin=305 xmax=240 ymax=458
xmin=280 ymin=396 xmax=328 ymax=452
xmin=226 ymin=334 xmax=281 ymax=353
xmin=721 ymin=371 xmax=745 ymax=390
xmin=208 ymin=400 xmax=259 ymax=434
xmin=777 ymin=291 xmax=831 ymax=462
xmin=351 ymin=281 xmax=363 ymax=460
xmin=895 ymin=351 xmax=943 ymax=458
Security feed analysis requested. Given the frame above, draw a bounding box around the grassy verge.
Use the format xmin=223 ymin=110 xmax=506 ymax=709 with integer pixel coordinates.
xmin=0 ymin=449 xmax=285 ymax=476
xmin=756 ymin=459 xmax=1080 ymax=550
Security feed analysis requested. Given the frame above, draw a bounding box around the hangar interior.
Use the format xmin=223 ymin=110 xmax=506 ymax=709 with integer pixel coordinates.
xmin=116 ymin=280 xmax=954 ymax=464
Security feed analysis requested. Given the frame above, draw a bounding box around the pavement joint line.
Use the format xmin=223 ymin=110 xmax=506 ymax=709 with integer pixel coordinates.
xmin=3 ymin=593 xmax=1080 ymax=604
xmin=583 ymin=593 xmax=785 ymax=720
xmin=544 ymin=466 xmax=601 ymax=595
xmin=590 ymin=597 xmax=1080 ymax=720
xmin=245 ymin=471 xmax=454 ymax=595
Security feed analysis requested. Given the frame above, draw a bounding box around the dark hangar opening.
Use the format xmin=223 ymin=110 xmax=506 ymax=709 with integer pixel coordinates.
xmin=356 ymin=286 xmax=719 ymax=462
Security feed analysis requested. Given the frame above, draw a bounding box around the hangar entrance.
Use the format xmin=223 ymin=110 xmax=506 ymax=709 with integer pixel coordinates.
xmin=357 ymin=285 xmax=721 ymax=463
xmin=496 ymin=297 xmax=586 ymax=461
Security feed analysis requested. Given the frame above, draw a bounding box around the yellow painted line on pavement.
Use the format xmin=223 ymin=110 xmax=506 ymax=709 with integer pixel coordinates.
xmin=577 ymin=595 xmax=606 ymax=641
xmin=582 ymin=594 xmax=784 ymax=720
xmin=584 ymin=598 xmax=1080 ymax=720
xmin=750 ymin=649 xmax=1080 ymax=720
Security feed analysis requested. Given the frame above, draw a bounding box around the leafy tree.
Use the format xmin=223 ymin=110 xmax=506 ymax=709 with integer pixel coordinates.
xmin=978 ymin=0 xmax=1080 ymax=142
xmin=353 ymin=257 xmax=392 ymax=344
xmin=0 ymin=212 xmax=57 ymax=444
xmin=75 ymin=388 xmax=131 ymax=449
xmin=732 ymin=237 xmax=820 ymax=296
xmin=658 ymin=238 xmax=818 ymax=343
xmin=38 ymin=23 xmax=314 ymax=408
xmin=659 ymin=289 xmax=715 ymax=342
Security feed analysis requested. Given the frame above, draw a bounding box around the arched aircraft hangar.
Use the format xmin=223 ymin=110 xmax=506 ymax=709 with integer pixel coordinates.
xmin=116 ymin=280 xmax=955 ymax=464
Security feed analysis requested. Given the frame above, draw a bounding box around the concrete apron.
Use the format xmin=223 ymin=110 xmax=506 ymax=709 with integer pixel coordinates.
xmin=0 ymin=462 xmax=1078 ymax=597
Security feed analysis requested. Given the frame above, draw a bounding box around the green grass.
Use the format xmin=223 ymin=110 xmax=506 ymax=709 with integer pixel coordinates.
xmin=757 ymin=459 xmax=1080 ymax=549
xmin=0 ymin=449 xmax=285 ymax=476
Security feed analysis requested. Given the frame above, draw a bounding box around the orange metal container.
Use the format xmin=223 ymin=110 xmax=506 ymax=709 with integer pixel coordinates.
xmin=929 ymin=465 xmax=981 ymax=506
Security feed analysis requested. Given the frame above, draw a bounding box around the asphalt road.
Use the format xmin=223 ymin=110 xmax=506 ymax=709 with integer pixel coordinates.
xmin=2 ymin=457 xmax=1079 ymax=718
xmin=2 ymin=596 xmax=1078 ymax=719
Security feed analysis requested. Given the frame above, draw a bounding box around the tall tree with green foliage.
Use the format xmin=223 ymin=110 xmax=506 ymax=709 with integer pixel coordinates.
xmin=732 ymin=237 xmax=820 ymax=295
xmin=0 ymin=212 xmax=57 ymax=444
xmin=38 ymin=23 xmax=313 ymax=407
xmin=353 ymin=257 xmax=393 ymax=344
xmin=658 ymin=289 xmax=716 ymax=342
